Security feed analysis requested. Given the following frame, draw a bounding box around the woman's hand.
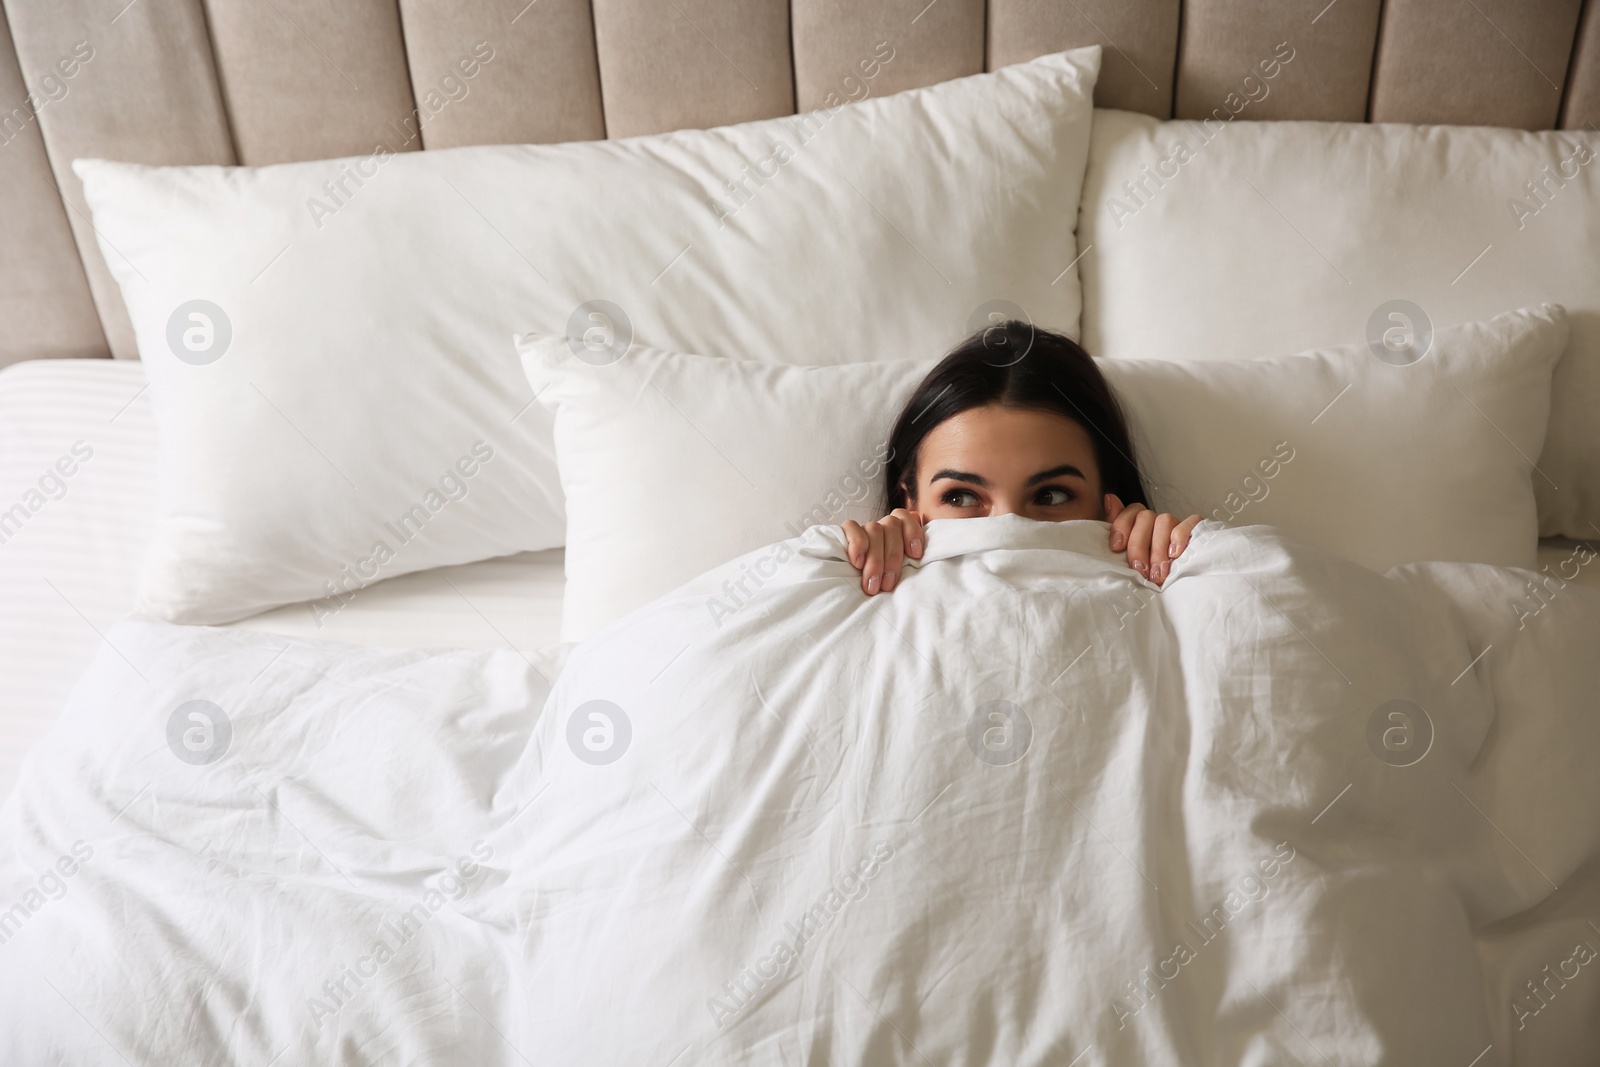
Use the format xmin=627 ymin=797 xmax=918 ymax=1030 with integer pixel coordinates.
xmin=1106 ymin=495 xmax=1202 ymax=586
xmin=841 ymin=509 xmax=926 ymax=596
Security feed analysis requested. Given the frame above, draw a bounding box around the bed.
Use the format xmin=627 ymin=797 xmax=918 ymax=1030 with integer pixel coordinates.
xmin=2 ymin=1 xmax=1599 ymax=1063
xmin=0 ymin=359 xmax=567 ymax=800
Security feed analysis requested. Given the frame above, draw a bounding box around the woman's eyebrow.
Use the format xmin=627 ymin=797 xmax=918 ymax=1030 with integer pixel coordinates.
xmin=1026 ymin=464 xmax=1086 ymax=485
xmin=930 ymin=468 xmax=987 ymax=486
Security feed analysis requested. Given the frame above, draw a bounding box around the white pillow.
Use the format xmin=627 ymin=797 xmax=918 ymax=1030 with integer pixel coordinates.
xmin=520 ymin=305 xmax=1565 ymax=643
xmin=519 ymin=337 xmax=922 ymax=642
xmin=73 ymin=47 xmax=1102 ymax=624
xmin=1079 ymin=109 xmax=1600 ymax=539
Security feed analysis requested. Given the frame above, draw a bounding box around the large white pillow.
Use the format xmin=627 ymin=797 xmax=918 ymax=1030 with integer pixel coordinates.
xmin=520 ymin=305 xmax=1565 ymax=643
xmin=1079 ymin=109 xmax=1600 ymax=540
xmin=73 ymin=47 xmax=1102 ymax=624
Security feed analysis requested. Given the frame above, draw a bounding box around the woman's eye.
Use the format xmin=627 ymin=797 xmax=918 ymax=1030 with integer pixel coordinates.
xmin=941 ymin=489 xmax=981 ymax=508
xmin=1036 ymin=486 xmax=1075 ymax=506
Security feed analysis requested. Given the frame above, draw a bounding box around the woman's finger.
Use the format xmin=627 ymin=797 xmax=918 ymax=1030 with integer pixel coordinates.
xmin=1110 ymin=500 xmax=1146 ymax=554
xmin=861 ymin=522 xmax=886 ymax=595
xmin=1126 ymin=507 xmax=1157 ymax=578
xmin=1169 ymin=515 xmax=1204 ymax=559
xmin=880 ymin=516 xmax=906 ymax=592
xmin=1150 ymin=513 xmax=1177 ymax=583
xmin=841 ymin=520 xmax=868 ymax=569
xmin=891 ymin=508 xmax=926 ymax=559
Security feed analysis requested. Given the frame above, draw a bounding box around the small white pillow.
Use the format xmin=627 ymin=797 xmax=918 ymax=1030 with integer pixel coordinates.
xmin=520 ymin=338 xmax=923 ymax=642
xmin=74 ymin=47 xmax=1102 ymax=624
xmin=520 ymin=305 xmax=1566 ymax=643
xmin=1101 ymin=305 xmax=1565 ymax=574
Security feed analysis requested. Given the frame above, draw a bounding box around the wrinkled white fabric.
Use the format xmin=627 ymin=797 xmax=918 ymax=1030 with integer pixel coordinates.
xmin=2 ymin=516 xmax=1597 ymax=1064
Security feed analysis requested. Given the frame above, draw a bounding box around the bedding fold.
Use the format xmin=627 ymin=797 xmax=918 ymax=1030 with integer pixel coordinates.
xmin=1 ymin=516 xmax=1597 ymax=1064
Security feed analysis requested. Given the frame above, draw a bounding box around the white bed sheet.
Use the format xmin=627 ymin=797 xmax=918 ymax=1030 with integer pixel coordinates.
xmin=0 ymin=360 xmax=566 ymax=804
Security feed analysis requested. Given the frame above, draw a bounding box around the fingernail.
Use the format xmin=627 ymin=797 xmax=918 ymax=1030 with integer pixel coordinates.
xmin=1112 ymin=532 xmax=1124 ymax=550
xmin=910 ymin=540 xmax=922 ymax=555
xmin=882 ymin=572 xmax=896 ymax=591
xmin=1133 ymin=560 xmax=1146 ymax=573
xmin=867 ymin=575 xmax=878 ymax=594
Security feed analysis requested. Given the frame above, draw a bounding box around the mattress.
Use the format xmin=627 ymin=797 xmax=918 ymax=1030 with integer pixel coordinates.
xmin=1 ymin=358 xmax=1595 ymax=805
xmin=0 ymin=359 xmax=566 ymax=804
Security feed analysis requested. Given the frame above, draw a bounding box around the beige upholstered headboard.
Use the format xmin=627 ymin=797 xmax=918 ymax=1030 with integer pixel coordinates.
xmin=1 ymin=0 xmax=1596 ymax=369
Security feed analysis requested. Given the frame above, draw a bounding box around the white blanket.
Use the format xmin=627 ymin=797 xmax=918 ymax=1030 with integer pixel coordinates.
xmin=2 ymin=516 xmax=1598 ymax=1064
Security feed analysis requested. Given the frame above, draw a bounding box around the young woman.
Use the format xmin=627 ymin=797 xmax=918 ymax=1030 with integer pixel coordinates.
xmin=843 ymin=320 xmax=1202 ymax=595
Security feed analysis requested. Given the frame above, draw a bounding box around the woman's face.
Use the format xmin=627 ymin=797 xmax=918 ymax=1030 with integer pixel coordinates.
xmin=906 ymin=405 xmax=1105 ymax=522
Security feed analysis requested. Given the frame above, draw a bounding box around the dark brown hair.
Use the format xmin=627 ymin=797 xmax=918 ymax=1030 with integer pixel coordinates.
xmin=884 ymin=320 xmax=1148 ymax=511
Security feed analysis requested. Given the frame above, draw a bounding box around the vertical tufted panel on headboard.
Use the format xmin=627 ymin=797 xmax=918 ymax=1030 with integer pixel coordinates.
xmin=203 ymin=0 xmax=419 ymax=166
xmin=397 ymin=0 xmax=605 ymax=148
xmin=1175 ymin=0 xmax=1382 ymax=122
xmin=790 ymin=0 xmax=983 ymax=112
xmin=1369 ymin=0 xmax=1584 ymax=129
xmin=988 ymin=0 xmax=1179 ymax=117
xmin=590 ymin=0 xmax=792 ymax=137
xmin=1566 ymin=0 xmax=1600 ymax=130
xmin=4 ymin=0 xmax=234 ymax=360
xmin=0 ymin=5 xmax=105 ymax=362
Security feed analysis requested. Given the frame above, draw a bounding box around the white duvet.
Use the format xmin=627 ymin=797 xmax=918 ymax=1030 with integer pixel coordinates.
xmin=2 ymin=516 xmax=1598 ymax=1065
